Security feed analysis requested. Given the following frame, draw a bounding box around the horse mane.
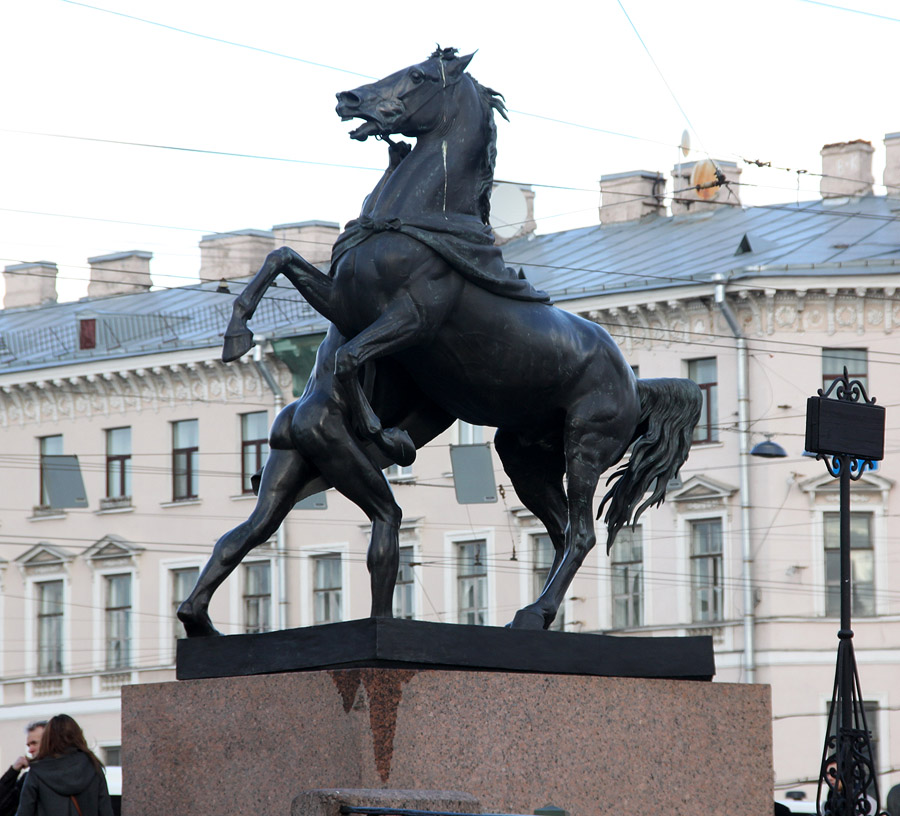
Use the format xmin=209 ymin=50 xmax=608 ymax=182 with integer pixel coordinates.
xmin=469 ymin=77 xmax=508 ymax=225
xmin=430 ymin=47 xmax=508 ymax=225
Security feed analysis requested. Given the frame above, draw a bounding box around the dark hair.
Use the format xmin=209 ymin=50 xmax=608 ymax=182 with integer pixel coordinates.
xmin=35 ymin=715 xmax=103 ymax=774
xmin=25 ymin=720 xmax=47 ymax=733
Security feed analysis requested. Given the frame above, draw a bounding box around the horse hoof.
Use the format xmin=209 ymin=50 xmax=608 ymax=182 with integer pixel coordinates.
xmin=176 ymin=601 xmax=223 ymax=638
xmin=222 ymin=329 xmax=254 ymax=362
xmin=508 ymin=606 xmax=548 ymax=630
xmin=383 ymin=427 xmax=416 ymax=467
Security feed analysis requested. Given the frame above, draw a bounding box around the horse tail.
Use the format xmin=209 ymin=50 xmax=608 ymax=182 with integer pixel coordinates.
xmin=598 ymin=378 xmax=702 ymax=552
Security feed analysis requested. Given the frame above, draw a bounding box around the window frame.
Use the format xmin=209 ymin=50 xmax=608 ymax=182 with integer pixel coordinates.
xmin=172 ymin=419 xmax=199 ymax=501
xmin=105 ymin=427 xmax=132 ymax=500
xmin=687 ymin=358 xmax=718 ymax=444
xmin=312 ymin=553 xmax=343 ymax=625
xmin=457 ymin=538 xmax=488 ymax=626
xmin=610 ymin=525 xmax=643 ymax=629
xmin=689 ymin=517 xmax=724 ymax=623
xmin=36 ymin=579 xmax=65 ymax=676
xmin=822 ymin=347 xmax=868 ymax=395
xmin=243 ymin=560 xmax=273 ymax=634
xmin=38 ymin=434 xmax=63 ymax=506
xmin=392 ymin=546 xmax=416 ymax=620
xmin=104 ymin=573 xmax=132 ymax=670
xmin=823 ymin=511 xmax=875 ymax=618
xmin=240 ymin=412 xmax=269 ymax=495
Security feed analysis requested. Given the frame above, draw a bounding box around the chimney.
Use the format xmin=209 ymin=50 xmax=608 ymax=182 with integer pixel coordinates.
xmin=490 ymin=182 xmax=537 ymax=245
xmin=272 ymin=221 xmax=340 ymax=266
xmin=87 ymin=250 xmax=153 ymax=298
xmin=670 ymin=159 xmax=741 ymax=215
xmin=199 ymin=229 xmax=276 ymax=282
xmin=3 ymin=261 xmax=58 ymax=309
xmin=820 ymin=140 xmax=874 ymax=198
xmin=599 ymin=171 xmax=666 ymax=224
xmin=883 ymin=132 xmax=900 ymax=197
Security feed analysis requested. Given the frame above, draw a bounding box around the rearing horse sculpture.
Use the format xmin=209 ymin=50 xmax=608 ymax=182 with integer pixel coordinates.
xmin=177 ymin=48 xmax=701 ymax=637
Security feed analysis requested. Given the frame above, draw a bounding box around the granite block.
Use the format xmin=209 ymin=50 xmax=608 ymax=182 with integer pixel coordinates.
xmin=122 ymin=669 xmax=772 ymax=816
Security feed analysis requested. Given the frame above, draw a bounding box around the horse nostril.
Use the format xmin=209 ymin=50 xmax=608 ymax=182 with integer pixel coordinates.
xmin=337 ymin=91 xmax=361 ymax=108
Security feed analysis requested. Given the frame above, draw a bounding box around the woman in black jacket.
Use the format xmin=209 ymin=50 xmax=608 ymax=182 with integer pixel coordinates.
xmin=15 ymin=715 xmax=112 ymax=816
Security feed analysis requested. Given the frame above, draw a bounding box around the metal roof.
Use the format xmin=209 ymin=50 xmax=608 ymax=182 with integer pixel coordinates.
xmin=2 ymin=195 xmax=899 ymax=374
xmin=503 ymin=194 xmax=900 ymax=300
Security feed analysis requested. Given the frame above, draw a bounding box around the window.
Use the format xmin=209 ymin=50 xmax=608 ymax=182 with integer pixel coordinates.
xmin=243 ymin=562 xmax=271 ymax=634
xmin=171 ymin=567 xmax=199 ymax=643
xmin=532 ymin=534 xmax=564 ymax=631
xmin=313 ymin=554 xmax=342 ymax=624
xmin=611 ymin=525 xmax=643 ymax=628
xmin=458 ymin=422 xmax=484 ymax=445
xmin=102 ymin=746 xmax=121 ymax=766
xmin=457 ymin=539 xmax=488 ymax=625
xmin=826 ymin=700 xmax=879 ymax=792
xmin=36 ymin=580 xmax=63 ymax=675
xmin=105 ymin=427 xmax=131 ymax=499
xmin=690 ymin=519 xmax=723 ymax=622
xmin=824 ymin=512 xmax=875 ymax=617
xmin=172 ymin=420 xmax=199 ymax=501
xmin=823 ymin=348 xmax=867 ymax=394
xmin=688 ymin=358 xmax=718 ymax=443
xmin=392 ymin=547 xmax=415 ymax=620
xmin=241 ymin=412 xmax=269 ymax=494
xmin=78 ymin=318 xmax=97 ymax=350
xmin=105 ymin=574 xmax=131 ymax=669
xmin=39 ymin=435 xmax=63 ymax=506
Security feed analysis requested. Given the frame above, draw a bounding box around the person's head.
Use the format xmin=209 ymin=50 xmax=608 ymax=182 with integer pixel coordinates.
xmin=25 ymin=721 xmax=46 ymax=758
xmin=36 ymin=715 xmax=102 ymax=772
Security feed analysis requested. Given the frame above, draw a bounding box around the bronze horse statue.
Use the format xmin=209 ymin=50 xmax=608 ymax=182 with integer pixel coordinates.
xmin=177 ymin=48 xmax=701 ymax=636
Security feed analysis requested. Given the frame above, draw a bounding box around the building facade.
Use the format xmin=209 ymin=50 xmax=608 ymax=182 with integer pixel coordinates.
xmin=0 ymin=145 xmax=898 ymax=803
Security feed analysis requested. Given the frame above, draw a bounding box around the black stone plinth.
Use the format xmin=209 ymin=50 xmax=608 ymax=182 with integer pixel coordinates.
xmin=176 ymin=618 xmax=714 ymax=681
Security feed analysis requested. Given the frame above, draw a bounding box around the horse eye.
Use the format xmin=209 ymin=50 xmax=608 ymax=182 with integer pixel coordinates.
xmin=410 ymin=70 xmax=425 ymax=84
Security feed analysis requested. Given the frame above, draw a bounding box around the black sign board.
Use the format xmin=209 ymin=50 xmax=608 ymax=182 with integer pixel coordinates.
xmin=805 ymin=396 xmax=885 ymax=461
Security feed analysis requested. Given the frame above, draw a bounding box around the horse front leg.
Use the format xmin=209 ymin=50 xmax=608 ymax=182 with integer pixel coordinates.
xmin=334 ymin=298 xmax=428 ymax=466
xmin=223 ymin=246 xmax=335 ymax=362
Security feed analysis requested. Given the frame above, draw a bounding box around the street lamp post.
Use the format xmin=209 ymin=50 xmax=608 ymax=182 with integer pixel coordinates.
xmin=805 ymin=368 xmax=886 ymax=816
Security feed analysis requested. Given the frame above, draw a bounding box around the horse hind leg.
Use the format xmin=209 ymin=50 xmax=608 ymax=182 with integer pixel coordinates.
xmin=494 ymin=429 xmax=568 ymax=630
xmin=177 ymin=447 xmax=310 ymax=636
xmin=510 ymin=405 xmax=633 ymax=631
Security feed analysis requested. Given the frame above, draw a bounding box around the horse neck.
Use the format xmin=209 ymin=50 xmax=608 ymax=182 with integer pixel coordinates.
xmin=366 ymin=83 xmax=490 ymax=221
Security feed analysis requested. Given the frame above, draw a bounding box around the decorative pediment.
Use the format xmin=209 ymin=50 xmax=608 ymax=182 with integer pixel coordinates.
xmin=800 ymin=470 xmax=893 ymax=506
xmin=15 ymin=543 xmax=74 ymax=573
xmin=82 ymin=535 xmax=144 ymax=565
xmin=669 ymin=475 xmax=738 ymax=512
xmin=671 ymin=475 xmax=738 ymax=502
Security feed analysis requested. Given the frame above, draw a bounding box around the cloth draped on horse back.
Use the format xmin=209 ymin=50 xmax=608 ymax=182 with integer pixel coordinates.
xmin=332 ymin=213 xmax=552 ymax=304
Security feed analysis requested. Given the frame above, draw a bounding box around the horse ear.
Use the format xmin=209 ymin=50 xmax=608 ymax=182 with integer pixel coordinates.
xmin=452 ymin=51 xmax=476 ymax=75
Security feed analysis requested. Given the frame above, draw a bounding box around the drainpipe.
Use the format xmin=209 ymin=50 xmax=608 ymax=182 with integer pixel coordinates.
xmin=712 ymin=275 xmax=756 ymax=684
xmin=253 ymin=336 xmax=288 ymax=631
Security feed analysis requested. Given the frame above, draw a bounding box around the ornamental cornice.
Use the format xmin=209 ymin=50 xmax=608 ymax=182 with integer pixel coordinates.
xmin=586 ymin=286 xmax=900 ymax=350
xmin=0 ymin=355 xmax=292 ymax=427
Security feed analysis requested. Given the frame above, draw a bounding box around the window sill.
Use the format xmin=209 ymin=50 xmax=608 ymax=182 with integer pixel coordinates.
xmin=29 ymin=506 xmax=66 ymax=521
xmin=97 ymin=497 xmax=134 ymax=514
xmin=690 ymin=440 xmax=724 ymax=450
xmin=229 ymin=493 xmax=258 ymax=501
xmin=159 ymin=498 xmax=202 ymax=508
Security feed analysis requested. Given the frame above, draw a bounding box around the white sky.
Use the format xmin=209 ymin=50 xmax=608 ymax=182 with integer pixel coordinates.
xmin=2 ymin=0 xmax=899 ymax=301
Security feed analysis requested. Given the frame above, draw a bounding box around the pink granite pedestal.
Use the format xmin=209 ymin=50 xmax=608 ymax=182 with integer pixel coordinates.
xmin=122 ymin=669 xmax=772 ymax=816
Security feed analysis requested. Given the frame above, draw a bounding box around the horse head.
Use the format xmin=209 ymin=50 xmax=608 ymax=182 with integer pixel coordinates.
xmin=336 ymin=47 xmax=475 ymax=141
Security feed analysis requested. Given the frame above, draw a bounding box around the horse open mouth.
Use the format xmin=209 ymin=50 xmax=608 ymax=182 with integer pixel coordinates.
xmin=338 ymin=114 xmax=385 ymax=142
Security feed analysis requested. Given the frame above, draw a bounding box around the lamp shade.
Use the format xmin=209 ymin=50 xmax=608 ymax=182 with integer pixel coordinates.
xmin=750 ymin=439 xmax=788 ymax=458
